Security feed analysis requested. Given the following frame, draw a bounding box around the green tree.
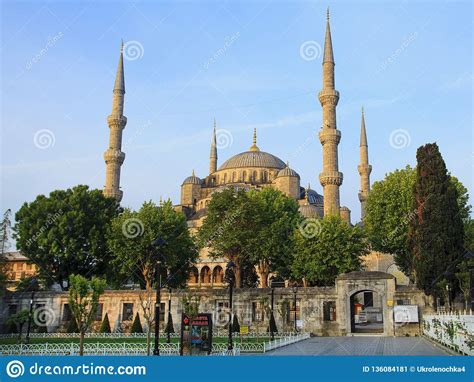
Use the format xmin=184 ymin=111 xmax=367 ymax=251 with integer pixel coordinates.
xmin=198 ymin=188 xmax=260 ymax=288
xmin=131 ymin=313 xmax=143 ymax=333
xmin=99 ymin=313 xmax=112 ymax=333
xmin=68 ymin=274 xmax=106 ymax=355
xmin=232 ymin=314 xmax=240 ymax=333
xmin=6 ymin=310 xmax=29 ymax=341
xmin=455 ymin=259 xmax=474 ymax=310
xmin=292 ymin=216 xmax=368 ymax=286
xmin=364 ymin=166 xmax=416 ymax=276
xmin=408 ymin=143 xmax=465 ymax=295
xmin=247 ymin=188 xmax=300 ymax=286
xmin=14 ymin=185 xmax=120 ymax=288
xmin=365 ymin=166 xmax=470 ymax=280
xmin=107 ymin=200 xmax=197 ymax=290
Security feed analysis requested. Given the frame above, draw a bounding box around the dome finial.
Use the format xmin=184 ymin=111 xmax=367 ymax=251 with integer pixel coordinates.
xmin=192 ymin=169 xmax=195 ymax=176
xmin=249 ymin=128 xmax=260 ymax=151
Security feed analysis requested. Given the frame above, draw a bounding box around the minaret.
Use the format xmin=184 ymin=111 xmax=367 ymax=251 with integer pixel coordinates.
xmin=104 ymin=41 xmax=127 ymax=202
xmin=358 ymin=107 xmax=372 ymax=220
xmin=209 ymin=119 xmax=217 ymax=174
xmin=319 ymin=9 xmax=343 ymax=216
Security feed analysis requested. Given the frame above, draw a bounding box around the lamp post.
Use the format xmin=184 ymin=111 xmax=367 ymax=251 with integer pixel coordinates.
xmin=270 ymin=286 xmax=275 ymax=341
xmin=292 ymin=283 xmax=298 ymax=333
xmin=225 ymin=261 xmax=236 ymax=351
xmin=25 ymin=278 xmax=38 ymax=344
xmin=167 ymin=288 xmax=172 ymax=344
xmin=445 ymin=284 xmax=451 ymax=312
xmin=151 ymin=237 xmax=167 ymax=356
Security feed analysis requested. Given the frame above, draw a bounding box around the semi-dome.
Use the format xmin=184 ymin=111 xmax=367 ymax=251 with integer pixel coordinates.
xmin=276 ymin=163 xmax=300 ymax=178
xmin=299 ymin=204 xmax=323 ymax=219
xmin=300 ymin=186 xmax=324 ymax=205
xmin=218 ymin=150 xmax=286 ymax=171
xmin=182 ymin=170 xmax=202 ymax=185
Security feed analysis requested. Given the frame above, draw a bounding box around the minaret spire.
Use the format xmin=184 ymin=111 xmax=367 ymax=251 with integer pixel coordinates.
xmin=358 ymin=106 xmax=372 ymax=220
xmin=319 ymin=10 xmax=342 ymax=216
xmin=209 ymin=118 xmax=218 ymax=174
xmin=104 ymin=41 xmax=127 ymax=202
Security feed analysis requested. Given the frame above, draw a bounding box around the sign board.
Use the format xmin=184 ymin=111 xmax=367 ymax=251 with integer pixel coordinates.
xmin=296 ymin=320 xmax=304 ymax=329
xmin=180 ymin=313 xmax=213 ymax=355
xmin=394 ymin=305 xmax=419 ymax=323
xmin=240 ymin=325 xmax=249 ymax=335
xmin=386 ymin=300 xmax=394 ymax=307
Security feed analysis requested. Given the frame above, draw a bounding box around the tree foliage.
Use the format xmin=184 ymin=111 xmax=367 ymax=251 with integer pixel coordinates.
xmin=99 ymin=313 xmax=111 ymax=333
xmin=14 ymin=185 xmax=120 ymax=288
xmin=107 ymin=200 xmax=197 ymax=290
xmin=197 ymin=188 xmax=259 ymax=288
xmin=408 ymin=143 xmax=465 ymax=295
xmin=68 ymin=274 xmax=106 ymax=355
xmin=247 ymin=188 xmax=300 ymax=286
xmin=364 ymin=166 xmax=416 ymax=276
xmin=130 ymin=313 xmax=143 ymax=333
xmin=292 ymin=216 xmax=368 ymax=286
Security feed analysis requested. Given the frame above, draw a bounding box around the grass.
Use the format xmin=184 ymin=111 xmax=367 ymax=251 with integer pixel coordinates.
xmin=0 ymin=336 xmax=271 ymax=346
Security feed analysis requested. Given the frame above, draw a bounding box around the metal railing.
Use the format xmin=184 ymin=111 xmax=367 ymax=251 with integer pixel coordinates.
xmin=423 ymin=313 xmax=474 ymax=356
xmin=263 ymin=332 xmax=310 ymax=353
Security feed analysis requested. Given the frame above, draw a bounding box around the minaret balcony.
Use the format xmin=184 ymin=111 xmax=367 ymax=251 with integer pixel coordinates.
xmin=104 ymin=149 xmax=125 ymax=164
xmin=357 ymin=164 xmax=372 ymax=175
xmin=318 ymin=89 xmax=339 ymax=105
xmin=319 ymin=171 xmax=343 ymax=186
xmin=319 ymin=128 xmax=341 ymax=144
xmin=107 ymin=114 xmax=127 ymax=129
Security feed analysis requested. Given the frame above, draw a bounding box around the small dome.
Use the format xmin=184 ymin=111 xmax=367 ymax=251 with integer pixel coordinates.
xmin=299 ymin=204 xmax=323 ymax=219
xmin=277 ymin=163 xmax=300 ymax=178
xmin=182 ymin=170 xmax=202 ymax=185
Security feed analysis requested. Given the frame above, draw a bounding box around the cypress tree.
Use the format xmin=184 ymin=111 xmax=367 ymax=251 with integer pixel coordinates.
xmin=164 ymin=312 xmax=175 ymax=334
xmin=231 ymin=314 xmax=240 ymax=333
xmin=130 ymin=313 xmax=143 ymax=333
xmin=408 ymin=143 xmax=465 ymax=296
xmin=99 ymin=313 xmax=111 ymax=333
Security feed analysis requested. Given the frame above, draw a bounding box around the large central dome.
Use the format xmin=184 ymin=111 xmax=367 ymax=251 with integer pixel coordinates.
xmin=218 ymin=150 xmax=286 ymax=170
xmin=218 ymin=128 xmax=286 ymax=171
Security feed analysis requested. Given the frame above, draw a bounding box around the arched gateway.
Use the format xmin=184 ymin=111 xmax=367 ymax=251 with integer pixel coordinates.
xmin=336 ymin=271 xmax=396 ymax=336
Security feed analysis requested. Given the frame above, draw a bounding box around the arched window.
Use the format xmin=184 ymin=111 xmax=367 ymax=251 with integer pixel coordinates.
xmin=253 ymin=171 xmax=257 ymax=182
xmin=223 ymin=173 xmax=227 ymax=184
xmin=188 ymin=267 xmax=199 ymax=284
xmin=213 ymin=266 xmax=224 ymax=284
xmin=200 ymin=266 xmax=211 ymax=284
xmin=232 ymin=172 xmax=236 ymax=182
xmin=243 ymin=171 xmax=247 ymax=182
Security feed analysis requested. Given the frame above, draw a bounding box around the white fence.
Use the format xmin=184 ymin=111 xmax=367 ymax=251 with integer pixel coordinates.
xmin=263 ymin=332 xmax=310 ymax=352
xmin=0 ymin=333 xmax=310 ymax=355
xmin=423 ymin=313 xmax=474 ymax=356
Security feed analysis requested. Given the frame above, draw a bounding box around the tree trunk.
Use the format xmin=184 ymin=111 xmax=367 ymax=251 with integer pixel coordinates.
xmin=146 ymin=325 xmax=151 ymax=356
xmin=79 ymin=331 xmax=85 ymax=356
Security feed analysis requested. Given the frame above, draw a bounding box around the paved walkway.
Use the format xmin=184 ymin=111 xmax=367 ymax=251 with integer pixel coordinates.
xmin=266 ymin=336 xmax=450 ymax=356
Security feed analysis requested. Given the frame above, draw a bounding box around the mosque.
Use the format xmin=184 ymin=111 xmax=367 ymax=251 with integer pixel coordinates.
xmin=101 ymin=11 xmax=408 ymax=288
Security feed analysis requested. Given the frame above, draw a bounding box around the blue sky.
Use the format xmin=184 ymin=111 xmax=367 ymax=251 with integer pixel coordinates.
xmin=1 ymin=0 xmax=472 ymax=228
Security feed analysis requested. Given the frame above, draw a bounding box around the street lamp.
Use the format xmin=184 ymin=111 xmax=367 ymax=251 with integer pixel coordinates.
xmin=151 ymin=236 xmax=167 ymax=356
xmin=292 ymin=283 xmax=298 ymax=333
xmin=25 ymin=278 xmax=38 ymax=344
xmin=167 ymin=288 xmax=172 ymax=344
xmin=225 ymin=261 xmax=236 ymax=350
xmin=445 ymin=284 xmax=451 ymax=312
xmin=270 ymin=286 xmax=275 ymax=341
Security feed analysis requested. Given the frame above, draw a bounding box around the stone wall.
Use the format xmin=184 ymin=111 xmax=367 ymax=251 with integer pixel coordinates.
xmin=0 ymin=273 xmax=429 ymax=337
